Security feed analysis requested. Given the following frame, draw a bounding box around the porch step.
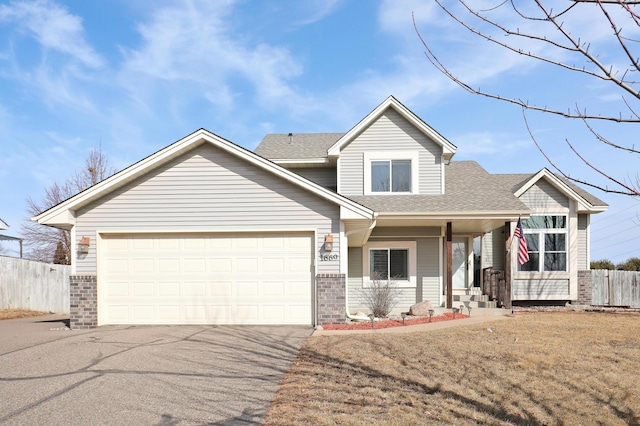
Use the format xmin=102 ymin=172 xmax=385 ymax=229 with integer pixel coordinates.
xmin=453 ymin=294 xmax=490 ymax=303
xmin=451 ymin=300 xmax=499 ymax=310
xmin=432 ymin=306 xmax=508 ymax=317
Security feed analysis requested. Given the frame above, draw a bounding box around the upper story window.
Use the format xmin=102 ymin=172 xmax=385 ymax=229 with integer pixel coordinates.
xmin=519 ymin=215 xmax=567 ymax=272
xmin=364 ymin=152 xmax=419 ymax=195
xmin=371 ymin=160 xmax=411 ymax=192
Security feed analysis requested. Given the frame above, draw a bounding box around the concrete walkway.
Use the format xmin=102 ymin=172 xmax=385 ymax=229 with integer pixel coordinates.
xmin=312 ymin=314 xmax=513 ymax=336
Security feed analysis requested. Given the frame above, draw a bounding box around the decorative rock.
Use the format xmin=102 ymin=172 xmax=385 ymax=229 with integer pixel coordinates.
xmin=409 ymin=300 xmax=433 ymax=316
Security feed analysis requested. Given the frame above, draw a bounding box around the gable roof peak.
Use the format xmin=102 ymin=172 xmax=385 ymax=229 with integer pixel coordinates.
xmin=327 ymin=95 xmax=457 ymax=159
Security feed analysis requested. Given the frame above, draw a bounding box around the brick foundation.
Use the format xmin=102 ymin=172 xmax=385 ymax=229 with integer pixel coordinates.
xmin=69 ymin=275 xmax=98 ymax=329
xmin=316 ymin=273 xmax=346 ymax=325
xmin=577 ymin=270 xmax=592 ymax=305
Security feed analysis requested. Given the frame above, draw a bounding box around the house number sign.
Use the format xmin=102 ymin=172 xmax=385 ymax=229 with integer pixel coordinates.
xmin=319 ymin=253 xmax=339 ymax=261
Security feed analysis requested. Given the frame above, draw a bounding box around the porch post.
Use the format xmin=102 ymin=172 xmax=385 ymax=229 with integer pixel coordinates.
xmin=504 ymin=221 xmax=512 ymax=309
xmin=446 ymin=222 xmax=453 ymax=309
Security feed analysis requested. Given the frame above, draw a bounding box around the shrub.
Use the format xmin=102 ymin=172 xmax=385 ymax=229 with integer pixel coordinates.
xmin=590 ymin=259 xmax=615 ymax=270
xmin=359 ymin=274 xmax=402 ymax=318
xmin=617 ymin=257 xmax=640 ymax=271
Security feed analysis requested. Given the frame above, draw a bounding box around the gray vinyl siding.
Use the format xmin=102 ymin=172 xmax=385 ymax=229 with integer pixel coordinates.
xmin=347 ymin=237 xmax=441 ymax=314
xmin=418 ymin=238 xmax=441 ymax=306
xmin=578 ymin=214 xmax=588 ymax=269
xmin=519 ymin=179 xmax=570 ymax=210
xmin=513 ymin=279 xmax=570 ymax=298
xmin=339 ymin=109 xmax=443 ymax=196
xmin=286 ymin=167 xmax=337 ymax=190
xmin=486 ymin=228 xmax=506 ymax=271
xmin=75 ymin=143 xmax=341 ymax=274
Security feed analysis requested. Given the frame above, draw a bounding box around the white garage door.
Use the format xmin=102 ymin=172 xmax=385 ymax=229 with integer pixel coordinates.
xmin=98 ymin=233 xmax=313 ymax=325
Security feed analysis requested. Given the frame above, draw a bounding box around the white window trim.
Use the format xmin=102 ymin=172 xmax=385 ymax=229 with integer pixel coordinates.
xmin=362 ymin=241 xmax=417 ymax=288
xmin=364 ymin=151 xmax=419 ymax=195
xmin=521 ymin=214 xmax=568 ymax=273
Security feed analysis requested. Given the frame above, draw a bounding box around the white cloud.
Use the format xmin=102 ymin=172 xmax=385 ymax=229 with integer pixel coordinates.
xmin=0 ymin=0 xmax=103 ymax=69
xmin=120 ymin=0 xmax=304 ymax=114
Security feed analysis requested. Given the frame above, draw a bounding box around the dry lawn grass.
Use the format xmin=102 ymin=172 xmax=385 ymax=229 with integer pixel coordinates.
xmin=0 ymin=309 xmax=50 ymax=320
xmin=266 ymin=312 xmax=640 ymax=425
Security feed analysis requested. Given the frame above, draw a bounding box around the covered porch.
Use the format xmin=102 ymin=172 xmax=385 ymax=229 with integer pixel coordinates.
xmin=343 ymin=213 xmax=522 ymax=314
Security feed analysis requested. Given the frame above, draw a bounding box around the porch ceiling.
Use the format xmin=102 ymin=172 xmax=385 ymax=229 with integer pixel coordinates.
xmin=373 ymin=216 xmax=519 ymax=234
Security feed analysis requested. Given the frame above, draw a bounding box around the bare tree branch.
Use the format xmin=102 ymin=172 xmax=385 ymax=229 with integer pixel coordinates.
xmin=414 ymin=0 xmax=640 ymax=196
xmin=21 ymin=147 xmax=117 ymax=263
xmin=522 ymin=109 xmax=639 ymax=195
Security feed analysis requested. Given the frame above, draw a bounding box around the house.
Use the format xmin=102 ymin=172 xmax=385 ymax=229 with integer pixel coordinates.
xmin=34 ymin=96 xmax=607 ymax=329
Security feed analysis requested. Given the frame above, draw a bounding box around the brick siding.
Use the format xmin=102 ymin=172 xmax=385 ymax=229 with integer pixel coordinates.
xmin=69 ymin=275 xmax=98 ymax=329
xmin=577 ymin=270 xmax=592 ymax=305
xmin=316 ymin=273 xmax=345 ymax=325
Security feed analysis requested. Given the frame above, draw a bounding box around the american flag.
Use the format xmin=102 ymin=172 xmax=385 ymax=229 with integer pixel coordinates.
xmin=514 ymin=216 xmax=530 ymax=265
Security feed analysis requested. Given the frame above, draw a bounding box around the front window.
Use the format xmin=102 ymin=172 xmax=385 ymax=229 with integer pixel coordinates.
xmin=363 ymin=241 xmax=417 ymax=287
xmin=370 ymin=248 xmax=409 ymax=280
xmin=371 ymin=160 xmax=411 ymax=193
xmin=519 ymin=215 xmax=567 ymax=272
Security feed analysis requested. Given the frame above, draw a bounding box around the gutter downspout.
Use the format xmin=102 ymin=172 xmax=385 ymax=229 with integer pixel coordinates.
xmin=344 ymin=217 xmax=377 ymax=321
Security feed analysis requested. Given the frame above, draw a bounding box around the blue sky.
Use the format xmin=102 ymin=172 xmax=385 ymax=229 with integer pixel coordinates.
xmin=0 ymin=0 xmax=638 ymax=262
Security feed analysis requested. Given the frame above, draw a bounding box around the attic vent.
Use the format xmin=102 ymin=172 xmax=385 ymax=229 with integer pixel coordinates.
xmin=288 ymin=133 xmax=293 ymax=144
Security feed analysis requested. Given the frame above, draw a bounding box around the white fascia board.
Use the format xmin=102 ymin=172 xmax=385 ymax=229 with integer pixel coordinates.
xmin=327 ymin=96 xmax=457 ymax=157
xmin=515 ymin=168 xmax=600 ymax=212
xmin=376 ymin=211 xmax=529 ymax=220
xmin=33 ymin=209 xmax=76 ymax=230
xmin=271 ymin=158 xmax=330 ymax=166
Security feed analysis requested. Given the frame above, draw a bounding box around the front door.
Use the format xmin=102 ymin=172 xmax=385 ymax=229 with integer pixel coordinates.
xmin=452 ymin=237 xmax=468 ymax=289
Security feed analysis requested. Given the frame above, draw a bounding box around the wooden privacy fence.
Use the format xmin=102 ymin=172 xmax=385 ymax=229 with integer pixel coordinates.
xmin=0 ymin=256 xmax=70 ymax=314
xmin=591 ymin=269 xmax=640 ymax=308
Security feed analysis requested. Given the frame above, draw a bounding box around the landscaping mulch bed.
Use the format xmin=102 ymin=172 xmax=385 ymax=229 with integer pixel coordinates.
xmin=320 ymin=312 xmax=469 ymax=330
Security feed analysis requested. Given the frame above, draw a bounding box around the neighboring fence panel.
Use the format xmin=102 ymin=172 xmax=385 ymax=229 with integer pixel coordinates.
xmin=0 ymin=256 xmax=70 ymax=314
xmin=592 ymin=269 xmax=640 ymax=308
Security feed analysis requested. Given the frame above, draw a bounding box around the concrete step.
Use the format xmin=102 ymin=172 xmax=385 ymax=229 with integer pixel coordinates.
xmin=432 ymin=306 xmax=508 ymax=317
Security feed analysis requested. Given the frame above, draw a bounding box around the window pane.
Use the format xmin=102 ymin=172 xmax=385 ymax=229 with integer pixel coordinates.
xmin=391 ymin=160 xmax=411 ymax=192
xmin=524 ymin=215 xmax=566 ymax=229
xmin=519 ymin=253 xmax=540 ymax=271
xmin=544 ymin=253 xmax=566 ymax=271
xmin=371 ymin=161 xmax=390 ymax=192
xmin=370 ymin=249 xmax=389 ymax=280
xmin=526 ymin=235 xmax=539 ymax=252
xmin=389 ymin=249 xmax=408 ymax=280
xmin=545 ymin=234 xmax=566 ymax=251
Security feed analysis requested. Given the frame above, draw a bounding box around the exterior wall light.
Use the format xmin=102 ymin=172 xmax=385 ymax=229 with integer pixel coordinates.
xmin=324 ymin=234 xmax=334 ymax=252
xmin=77 ymin=236 xmax=90 ymax=254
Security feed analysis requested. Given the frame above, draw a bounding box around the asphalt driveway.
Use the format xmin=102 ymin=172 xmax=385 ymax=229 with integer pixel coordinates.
xmin=0 ymin=315 xmax=312 ymax=425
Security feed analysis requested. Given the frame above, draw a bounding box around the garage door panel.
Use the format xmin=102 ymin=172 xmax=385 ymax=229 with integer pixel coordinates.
xmin=209 ymin=282 xmax=232 ymax=296
xmin=106 ymin=259 xmax=129 ymax=274
xmin=158 ymin=259 xmax=180 ymax=273
xmin=262 ymin=281 xmax=285 ymax=297
xmin=132 ymin=282 xmax=154 ymax=297
xmin=132 ymin=239 xmax=154 ymax=250
xmin=159 ymin=282 xmax=181 ymax=297
xmin=237 ymin=258 xmax=259 ymax=273
xmin=158 ymin=305 xmax=181 ymax=321
xmin=99 ymin=233 xmax=313 ymax=325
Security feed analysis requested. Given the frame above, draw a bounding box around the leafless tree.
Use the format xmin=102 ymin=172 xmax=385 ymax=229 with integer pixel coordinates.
xmin=414 ymin=0 xmax=640 ymax=196
xmin=21 ymin=147 xmax=117 ymax=263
